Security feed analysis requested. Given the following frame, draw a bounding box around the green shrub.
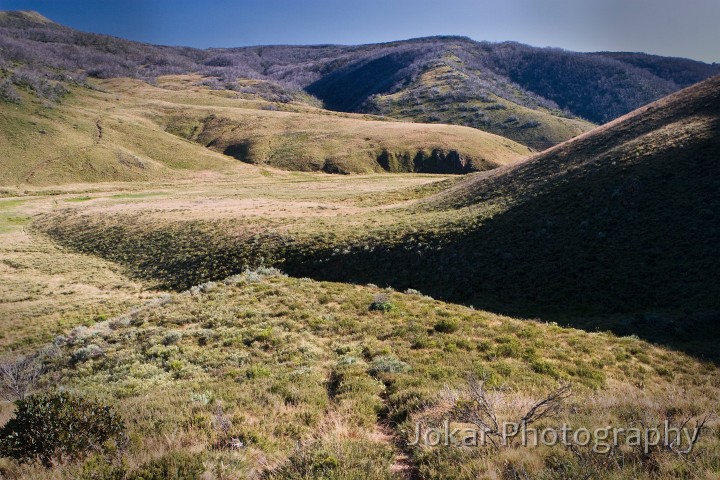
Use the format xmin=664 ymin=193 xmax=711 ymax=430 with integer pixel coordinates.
xmin=273 ymin=448 xmax=339 ymax=479
xmin=569 ymin=364 xmax=606 ymax=389
xmin=494 ymin=338 xmax=521 ymax=358
xmin=243 ymin=365 xmax=271 ymax=379
xmin=243 ymin=327 xmax=275 ymax=346
xmin=72 ymin=344 xmax=104 ymax=363
xmin=162 ymin=331 xmax=182 ymax=345
xmin=411 ymin=334 xmax=431 ymax=349
xmin=79 ymin=454 xmax=127 ymax=480
xmin=127 ymin=451 xmax=205 ymax=480
xmin=530 ymin=359 xmax=558 ymax=377
xmin=434 ymin=318 xmax=459 ymax=333
xmin=368 ymin=355 xmax=410 ymax=376
xmin=369 ymin=293 xmax=393 ymax=312
xmin=0 ymin=392 xmax=126 ymax=466
xmin=270 ymin=440 xmax=395 ymax=480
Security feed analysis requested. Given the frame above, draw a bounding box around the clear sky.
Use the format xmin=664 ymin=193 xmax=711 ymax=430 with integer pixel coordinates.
xmin=1 ymin=0 xmax=718 ymax=63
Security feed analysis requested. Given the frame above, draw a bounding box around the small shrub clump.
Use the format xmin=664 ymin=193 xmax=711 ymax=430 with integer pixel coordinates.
xmin=369 ymin=293 xmax=393 ymax=312
xmin=162 ymin=331 xmax=183 ymax=345
xmin=72 ymin=344 xmax=104 ymax=363
xmin=0 ymin=79 xmax=21 ymax=104
xmin=0 ymin=392 xmax=126 ymax=466
xmin=434 ymin=318 xmax=459 ymax=333
xmin=369 ymin=355 xmax=411 ymax=376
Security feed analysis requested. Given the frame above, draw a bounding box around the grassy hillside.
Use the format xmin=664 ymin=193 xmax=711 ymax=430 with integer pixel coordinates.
xmin=33 ymin=77 xmax=720 ymax=359
xmin=0 ymin=80 xmax=238 ymax=186
xmin=2 ymin=10 xmax=719 ymax=479
xmin=2 ymin=259 xmax=719 ymax=478
xmin=3 ymin=78 xmax=720 ymax=477
xmin=308 ymin=76 xmax=720 ymax=320
xmin=0 ymin=173 xmax=449 ymax=352
xmin=2 ymin=11 xmax=718 ymax=149
xmin=5 ymin=178 xmax=720 ymax=477
xmin=0 ymin=75 xmax=529 ymax=185
xmin=164 ymin=105 xmax=529 ymax=174
xmin=305 ymin=75 xmax=720 ymax=350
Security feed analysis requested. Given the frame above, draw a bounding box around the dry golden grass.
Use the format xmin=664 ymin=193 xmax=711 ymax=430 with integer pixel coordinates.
xmin=0 ymin=75 xmax=530 ymax=185
xmin=0 ymin=171 xmax=448 ymax=350
xmin=0 ymin=195 xmax=152 ymax=352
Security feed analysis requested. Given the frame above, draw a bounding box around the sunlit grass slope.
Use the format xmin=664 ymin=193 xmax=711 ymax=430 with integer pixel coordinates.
xmin=2 ymin=270 xmax=718 ymax=479
xmin=0 ymin=75 xmax=529 ymax=185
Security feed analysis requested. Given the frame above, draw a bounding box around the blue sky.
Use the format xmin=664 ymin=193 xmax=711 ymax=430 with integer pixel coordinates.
xmin=1 ymin=0 xmax=718 ymax=62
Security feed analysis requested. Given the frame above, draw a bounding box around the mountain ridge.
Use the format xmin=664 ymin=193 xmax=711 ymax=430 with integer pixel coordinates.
xmin=2 ymin=10 xmax=718 ymax=148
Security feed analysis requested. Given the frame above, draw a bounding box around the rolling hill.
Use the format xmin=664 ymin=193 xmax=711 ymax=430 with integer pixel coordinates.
xmin=2 ymin=8 xmax=720 ymax=480
xmin=2 ymin=10 xmax=719 ymax=149
xmin=0 ymin=74 xmax=529 ymax=185
xmin=6 ymin=161 xmax=719 ymax=479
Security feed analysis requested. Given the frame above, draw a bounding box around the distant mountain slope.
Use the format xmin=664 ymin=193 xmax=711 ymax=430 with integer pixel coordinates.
xmin=2 ymin=11 xmax=718 ymax=148
xmin=359 ymin=57 xmax=594 ymax=150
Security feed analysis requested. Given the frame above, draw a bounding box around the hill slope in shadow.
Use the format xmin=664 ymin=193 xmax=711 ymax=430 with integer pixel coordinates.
xmin=290 ymin=76 xmax=720 ymax=358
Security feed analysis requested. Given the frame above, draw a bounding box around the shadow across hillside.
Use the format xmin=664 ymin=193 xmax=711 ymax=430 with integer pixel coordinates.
xmin=283 ymin=119 xmax=720 ymax=362
xmin=306 ymin=53 xmax=413 ymax=112
xmin=35 ymin=119 xmax=720 ymax=361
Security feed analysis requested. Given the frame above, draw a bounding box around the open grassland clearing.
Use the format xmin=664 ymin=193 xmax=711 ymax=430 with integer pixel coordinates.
xmin=0 ymin=171 xmax=449 ymax=351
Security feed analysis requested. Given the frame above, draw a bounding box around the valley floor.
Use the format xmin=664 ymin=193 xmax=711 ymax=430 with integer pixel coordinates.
xmin=1 ymin=169 xmax=719 ymax=479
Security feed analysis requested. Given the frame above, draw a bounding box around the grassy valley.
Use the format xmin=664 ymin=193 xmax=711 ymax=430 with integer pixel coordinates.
xmin=33 ymin=76 xmax=720 ymax=358
xmin=3 ymin=169 xmax=720 ymax=478
xmin=1 ymin=8 xmax=719 ymax=480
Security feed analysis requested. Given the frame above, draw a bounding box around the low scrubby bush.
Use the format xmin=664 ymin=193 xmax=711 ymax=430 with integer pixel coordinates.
xmin=368 ymin=355 xmax=410 ymax=376
xmin=73 ymin=344 xmax=104 ymax=363
xmin=433 ymin=318 xmax=459 ymax=333
xmin=368 ymin=293 xmax=393 ymax=312
xmin=0 ymin=392 xmax=126 ymax=466
xmin=0 ymin=79 xmax=21 ymax=103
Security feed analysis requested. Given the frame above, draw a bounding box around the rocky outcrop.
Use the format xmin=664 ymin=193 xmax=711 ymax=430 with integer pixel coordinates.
xmin=376 ymin=149 xmax=474 ymax=174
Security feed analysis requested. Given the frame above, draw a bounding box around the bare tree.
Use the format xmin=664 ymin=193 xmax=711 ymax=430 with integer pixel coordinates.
xmin=453 ymin=374 xmax=571 ymax=449
xmin=0 ymin=353 xmax=44 ymax=401
xmin=519 ymin=381 xmax=572 ymax=427
xmin=452 ymin=374 xmax=501 ymax=447
xmin=641 ymin=413 xmax=714 ymax=454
